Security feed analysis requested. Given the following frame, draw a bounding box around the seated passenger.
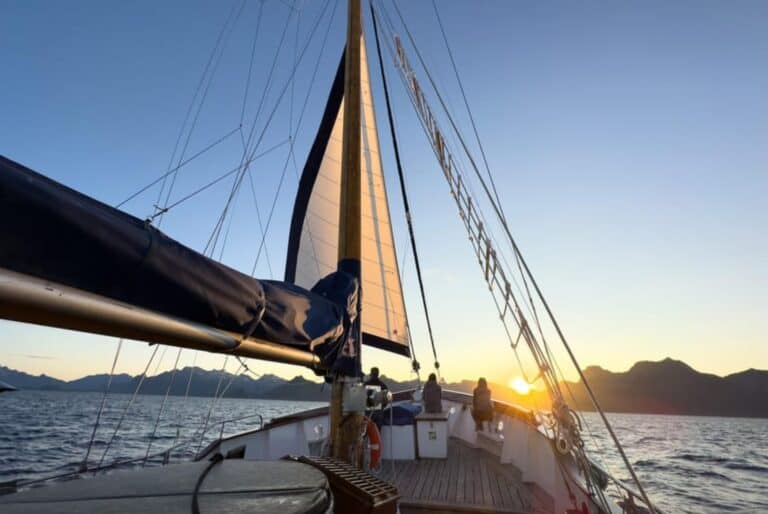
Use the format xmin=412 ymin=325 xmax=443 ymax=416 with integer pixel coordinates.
xmin=471 ymin=377 xmax=493 ymax=431
xmin=423 ymin=373 xmax=443 ymax=413
xmin=364 ymin=366 xmax=389 ymax=391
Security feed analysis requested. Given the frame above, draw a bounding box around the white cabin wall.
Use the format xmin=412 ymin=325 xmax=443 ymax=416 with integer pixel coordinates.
xmin=214 ymin=415 xmax=328 ymax=461
xmin=500 ymin=417 xmax=531 ymax=467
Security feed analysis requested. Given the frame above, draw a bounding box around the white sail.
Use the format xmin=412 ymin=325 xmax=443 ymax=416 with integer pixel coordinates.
xmin=286 ymin=35 xmax=410 ymax=356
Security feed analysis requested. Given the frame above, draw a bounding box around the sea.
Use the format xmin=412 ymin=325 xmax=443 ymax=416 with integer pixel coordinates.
xmin=0 ymin=390 xmax=766 ymax=513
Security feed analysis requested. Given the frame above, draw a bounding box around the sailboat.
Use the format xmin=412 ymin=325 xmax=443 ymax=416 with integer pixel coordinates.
xmin=0 ymin=1 xmax=660 ymax=513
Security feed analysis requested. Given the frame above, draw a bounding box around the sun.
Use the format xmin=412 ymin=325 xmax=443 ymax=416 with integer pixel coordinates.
xmin=508 ymin=376 xmax=531 ymax=395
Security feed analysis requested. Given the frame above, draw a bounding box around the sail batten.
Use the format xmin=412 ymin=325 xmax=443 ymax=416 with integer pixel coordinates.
xmin=286 ymin=36 xmax=410 ymax=358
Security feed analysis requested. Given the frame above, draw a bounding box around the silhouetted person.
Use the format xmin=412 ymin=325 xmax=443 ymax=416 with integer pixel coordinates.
xmin=423 ymin=373 xmax=443 ymax=413
xmin=472 ymin=377 xmax=493 ymax=431
xmin=364 ymin=366 xmax=388 ymax=391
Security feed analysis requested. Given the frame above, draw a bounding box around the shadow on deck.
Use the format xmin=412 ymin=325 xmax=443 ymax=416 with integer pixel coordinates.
xmin=379 ymin=438 xmax=553 ymax=514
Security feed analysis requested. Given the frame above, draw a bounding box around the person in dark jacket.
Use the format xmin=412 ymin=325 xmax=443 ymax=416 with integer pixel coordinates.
xmin=364 ymin=366 xmax=388 ymax=391
xmin=423 ymin=373 xmax=443 ymax=413
xmin=471 ymin=377 xmax=493 ymax=431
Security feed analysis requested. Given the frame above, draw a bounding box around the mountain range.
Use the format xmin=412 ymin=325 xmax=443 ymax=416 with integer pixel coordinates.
xmin=1 ymin=358 xmax=766 ymax=418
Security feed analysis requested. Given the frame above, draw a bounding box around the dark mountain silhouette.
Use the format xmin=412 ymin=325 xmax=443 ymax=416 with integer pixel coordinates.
xmin=0 ymin=365 xmax=66 ymax=390
xmin=561 ymin=358 xmax=768 ymax=418
xmin=1 ymin=358 xmax=766 ymax=418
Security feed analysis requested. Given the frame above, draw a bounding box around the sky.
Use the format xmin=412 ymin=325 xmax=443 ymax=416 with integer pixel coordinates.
xmin=0 ymin=0 xmax=766 ymax=386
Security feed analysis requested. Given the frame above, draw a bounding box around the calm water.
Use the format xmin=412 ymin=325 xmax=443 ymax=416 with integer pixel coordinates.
xmin=1 ymin=391 xmax=766 ymax=513
xmin=580 ymin=412 xmax=768 ymax=513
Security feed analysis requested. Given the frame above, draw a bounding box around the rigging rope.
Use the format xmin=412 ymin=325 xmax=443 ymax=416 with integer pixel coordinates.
xmin=143 ymin=347 xmax=183 ymax=465
xmin=239 ymin=0 xmax=266 ymax=129
xmin=203 ymin=3 xmax=296 ymax=255
xmin=430 ymin=0 xmax=504 ymax=214
xmin=216 ymin=361 xmax=246 ymax=400
xmin=115 ymin=126 xmax=241 ymax=209
xmin=248 ymin=0 xmax=340 ymax=276
xmin=236 ymin=356 xmax=261 ymax=379
xmin=250 ymin=146 xmax=295 ymax=275
xmin=146 ymin=139 xmax=290 ymax=222
xmin=191 ymin=359 xmax=246 ymax=451
xmin=283 ymin=0 xmax=340 ymax=280
xmin=171 ymin=352 xmax=198 ymax=458
xmin=196 ymin=356 xmax=229 ymax=454
xmin=246 ymin=168 xmax=274 ymax=277
xmin=157 ymin=0 xmax=248 ymax=226
xmin=382 ymin=3 xmax=657 ymax=510
xmin=370 ymin=2 xmax=436 ymax=376
xmin=205 ymin=0 xmax=335 ymax=259
xmin=80 ymin=338 xmax=123 ymax=471
xmin=98 ymin=344 xmax=160 ymax=468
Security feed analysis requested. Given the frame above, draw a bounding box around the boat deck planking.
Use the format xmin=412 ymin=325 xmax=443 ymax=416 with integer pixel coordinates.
xmin=379 ymin=438 xmax=554 ymax=514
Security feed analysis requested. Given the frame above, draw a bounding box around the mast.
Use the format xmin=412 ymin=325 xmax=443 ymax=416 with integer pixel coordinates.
xmin=330 ymin=0 xmax=364 ymax=462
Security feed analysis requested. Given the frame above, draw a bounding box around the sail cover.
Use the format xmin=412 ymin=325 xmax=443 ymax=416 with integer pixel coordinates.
xmin=0 ymin=155 xmax=352 ymax=364
xmin=285 ymin=37 xmax=410 ymax=357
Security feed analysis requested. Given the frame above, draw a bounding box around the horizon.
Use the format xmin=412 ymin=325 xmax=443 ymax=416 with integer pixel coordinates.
xmin=3 ymin=356 xmax=764 ymax=386
xmin=1 ymin=1 xmax=766 ymax=385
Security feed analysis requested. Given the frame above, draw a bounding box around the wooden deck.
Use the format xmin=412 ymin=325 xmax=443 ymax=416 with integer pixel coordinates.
xmin=379 ymin=438 xmax=553 ymax=514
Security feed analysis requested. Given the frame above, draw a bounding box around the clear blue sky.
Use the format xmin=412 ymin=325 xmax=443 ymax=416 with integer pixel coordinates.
xmin=1 ymin=0 xmax=766 ymax=385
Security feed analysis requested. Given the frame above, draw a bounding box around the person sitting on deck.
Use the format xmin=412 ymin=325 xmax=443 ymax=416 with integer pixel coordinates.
xmin=471 ymin=377 xmax=493 ymax=431
xmin=364 ymin=366 xmax=389 ymax=391
xmin=422 ymin=373 xmax=443 ymax=413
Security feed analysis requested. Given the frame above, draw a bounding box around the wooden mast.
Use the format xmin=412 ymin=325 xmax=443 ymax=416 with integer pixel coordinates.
xmin=330 ymin=0 xmax=364 ymax=462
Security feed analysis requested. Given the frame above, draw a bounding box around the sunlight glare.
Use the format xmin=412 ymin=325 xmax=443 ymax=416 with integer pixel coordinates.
xmin=509 ymin=376 xmax=531 ymax=395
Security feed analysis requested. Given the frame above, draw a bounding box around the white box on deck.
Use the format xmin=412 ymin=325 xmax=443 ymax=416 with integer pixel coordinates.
xmin=380 ymin=425 xmax=416 ymax=460
xmin=415 ymin=411 xmax=449 ymax=459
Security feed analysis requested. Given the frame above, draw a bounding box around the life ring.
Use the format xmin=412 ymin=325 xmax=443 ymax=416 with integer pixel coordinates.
xmin=364 ymin=417 xmax=382 ymax=471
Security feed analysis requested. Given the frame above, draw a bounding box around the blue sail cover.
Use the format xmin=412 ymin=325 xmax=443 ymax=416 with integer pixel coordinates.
xmin=0 ymin=155 xmax=353 ymax=365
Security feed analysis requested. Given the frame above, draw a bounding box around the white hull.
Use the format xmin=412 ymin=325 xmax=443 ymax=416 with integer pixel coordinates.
xmin=200 ymin=390 xmax=618 ymax=514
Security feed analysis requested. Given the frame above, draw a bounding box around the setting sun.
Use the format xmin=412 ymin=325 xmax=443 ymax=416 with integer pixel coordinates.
xmin=508 ymin=376 xmax=532 ymax=395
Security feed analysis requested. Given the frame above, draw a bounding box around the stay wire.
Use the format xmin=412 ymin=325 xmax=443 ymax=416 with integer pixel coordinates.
xmin=430 ymin=0 xmax=503 ymax=213
xmin=216 ymin=362 xmax=246 ymax=400
xmin=240 ymin=0 xmax=295 ymax=158
xmin=171 ymin=352 xmax=198 ymax=458
xmin=236 ymin=356 xmax=261 ymax=380
xmin=206 ymin=0 xmax=334 ymax=257
xmin=147 ymin=139 xmax=290 ymax=222
xmin=250 ymin=145 xmax=295 ymax=275
xmin=283 ymin=0 xmax=340 ymax=279
xmin=81 ymin=338 xmax=123 ymax=470
xmin=240 ymin=0 xmax=266 ymax=128
xmin=374 ymin=9 xmax=524 ymax=366
xmin=99 ymin=344 xmax=160 ymax=468
xmin=245 ymin=168 xmax=274 ymax=277
xmin=248 ymin=0 xmax=339 ymax=276
xmin=390 ymin=3 xmax=656 ymax=510
xmin=156 ymin=0 xmax=242 ymax=214
xmin=204 ymin=0 xmax=294 ymax=255
xmin=385 ymin=16 xmax=549 ymax=388
xmin=196 ymin=357 xmax=230 ymax=454
xmin=370 ymin=2 xmax=435 ymax=376
xmin=143 ymin=347 xmax=183 ymax=465
xmin=116 ymin=126 xmax=241 ymax=210
xmin=159 ymin=0 xmax=248 ymax=226
xmin=370 ymin=4 xmax=427 ymax=378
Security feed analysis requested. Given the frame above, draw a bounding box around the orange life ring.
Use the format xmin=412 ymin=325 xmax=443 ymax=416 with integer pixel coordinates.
xmin=364 ymin=417 xmax=382 ymax=470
